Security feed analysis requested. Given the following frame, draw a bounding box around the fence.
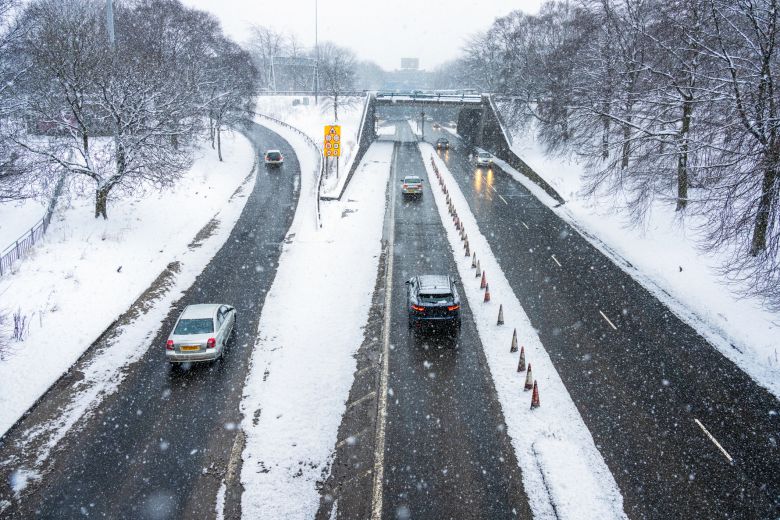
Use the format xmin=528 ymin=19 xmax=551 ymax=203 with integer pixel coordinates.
xmin=0 ymin=175 xmax=65 ymax=278
xmin=248 ymin=111 xmax=326 ymax=229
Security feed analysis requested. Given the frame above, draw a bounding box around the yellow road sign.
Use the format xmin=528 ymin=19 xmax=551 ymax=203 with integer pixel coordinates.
xmin=324 ymin=125 xmax=342 ymax=157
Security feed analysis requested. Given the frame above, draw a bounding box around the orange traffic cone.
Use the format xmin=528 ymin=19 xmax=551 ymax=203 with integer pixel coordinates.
xmin=484 ymin=284 xmax=491 ymax=302
xmin=497 ymin=304 xmax=504 ymax=325
xmin=464 ymin=242 xmax=470 ymax=257
xmin=480 ymin=271 xmax=487 ymax=288
xmin=475 ymin=260 xmax=481 ymax=276
xmin=464 ymin=239 xmax=470 ymax=254
xmin=530 ymin=381 xmax=540 ymax=409
xmin=472 ymin=252 xmax=477 ymax=268
xmin=524 ymin=363 xmax=533 ymax=390
xmin=510 ymin=328 xmax=518 ymax=352
xmin=517 ymin=346 xmax=526 ymax=372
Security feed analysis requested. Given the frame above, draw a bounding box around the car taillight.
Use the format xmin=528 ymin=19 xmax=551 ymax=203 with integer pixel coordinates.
xmin=207 ymin=338 xmax=216 ymax=349
xmin=403 ymin=184 xmax=408 ymax=189
xmin=448 ymin=305 xmax=460 ymax=311
xmin=166 ymin=340 xmax=174 ymax=350
xmin=411 ymin=305 xmax=425 ymax=312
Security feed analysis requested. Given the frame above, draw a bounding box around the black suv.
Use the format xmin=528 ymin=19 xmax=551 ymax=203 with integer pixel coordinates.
xmin=406 ymin=275 xmax=461 ymax=330
xmin=435 ymin=137 xmax=450 ymax=150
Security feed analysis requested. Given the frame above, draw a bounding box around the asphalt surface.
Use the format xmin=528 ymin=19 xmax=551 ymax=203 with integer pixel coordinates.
xmin=1 ymin=121 xmax=299 ymax=519
xmin=422 ymin=122 xmax=780 ymax=519
xmin=381 ymin=123 xmax=531 ymax=519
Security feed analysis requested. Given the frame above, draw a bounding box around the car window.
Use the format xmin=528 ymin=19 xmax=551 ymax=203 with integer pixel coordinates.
xmin=418 ymin=293 xmax=453 ymax=303
xmin=479 ymin=152 xmax=491 ymax=158
xmin=267 ymin=152 xmax=281 ymax=160
xmin=404 ymin=177 xmax=421 ymax=184
xmin=216 ymin=311 xmax=225 ymax=328
xmin=174 ymin=318 xmax=214 ymax=335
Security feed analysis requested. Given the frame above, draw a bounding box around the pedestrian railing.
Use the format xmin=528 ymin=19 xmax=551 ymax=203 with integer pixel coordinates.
xmin=0 ymin=175 xmax=65 ymax=278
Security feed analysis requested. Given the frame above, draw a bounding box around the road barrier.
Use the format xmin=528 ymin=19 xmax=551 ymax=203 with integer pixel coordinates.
xmin=510 ymin=329 xmax=518 ymax=353
xmin=0 ymin=176 xmax=65 ymax=278
xmin=524 ymin=364 xmax=534 ymax=391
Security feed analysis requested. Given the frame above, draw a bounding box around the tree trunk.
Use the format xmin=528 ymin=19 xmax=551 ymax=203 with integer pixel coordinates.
xmin=750 ymin=161 xmax=778 ymax=255
xmin=217 ymin=124 xmax=223 ymax=162
xmin=209 ymin=116 xmax=215 ymax=149
xmin=601 ymin=115 xmax=610 ymax=159
xmin=333 ymin=93 xmax=339 ymax=121
xmin=95 ymin=186 xmax=108 ymax=219
xmin=621 ymin=123 xmax=631 ymax=168
xmin=676 ymin=97 xmax=693 ymax=211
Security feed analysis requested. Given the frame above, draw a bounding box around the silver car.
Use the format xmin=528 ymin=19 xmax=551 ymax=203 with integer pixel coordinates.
xmin=401 ymin=175 xmax=423 ymax=197
xmin=165 ymin=304 xmax=236 ymax=364
xmin=264 ymin=149 xmax=284 ymax=167
xmin=474 ymin=151 xmax=493 ymax=167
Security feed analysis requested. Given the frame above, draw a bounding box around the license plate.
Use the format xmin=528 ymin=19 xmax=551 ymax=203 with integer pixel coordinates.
xmin=181 ymin=345 xmax=200 ymax=351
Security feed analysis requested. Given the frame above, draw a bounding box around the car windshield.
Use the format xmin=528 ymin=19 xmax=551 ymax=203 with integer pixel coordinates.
xmin=479 ymin=153 xmax=491 ymax=158
xmin=267 ymin=152 xmax=281 ymax=160
xmin=174 ymin=318 xmax=213 ymax=335
xmin=418 ymin=292 xmax=453 ymax=303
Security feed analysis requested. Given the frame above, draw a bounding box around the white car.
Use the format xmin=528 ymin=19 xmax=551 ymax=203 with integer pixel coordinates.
xmin=264 ymin=149 xmax=284 ymax=167
xmin=474 ymin=151 xmax=493 ymax=167
xmin=165 ymin=304 xmax=236 ymax=364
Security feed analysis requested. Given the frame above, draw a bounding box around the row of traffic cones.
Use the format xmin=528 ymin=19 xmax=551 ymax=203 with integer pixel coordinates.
xmin=431 ymin=155 xmax=540 ymax=410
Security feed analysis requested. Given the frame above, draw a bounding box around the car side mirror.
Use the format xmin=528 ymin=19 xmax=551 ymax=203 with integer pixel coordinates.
xmin=405 ymin=280 xmax=410 ymax=285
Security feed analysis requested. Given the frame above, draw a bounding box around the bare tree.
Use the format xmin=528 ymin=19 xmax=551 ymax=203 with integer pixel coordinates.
xmin=318 ymin=42 xmax=357 ymax=121
xmin=9 ymin=0 xmax=227 ymax=218
xmin=246 ymin=25 xmax=287 ymax=91
xmin=206 ymin=39 xmax=257 ymax=161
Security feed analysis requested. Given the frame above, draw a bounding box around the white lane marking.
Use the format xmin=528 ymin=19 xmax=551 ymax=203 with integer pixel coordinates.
xmin=551 ymin=254 xmax=562 ymax=267
xmin=694 ymin=418 xmax=734 ymax=463
xmin=486 ymin=183 xmax=509 ymax=205
xmin=371 ymin=144 xmax=397 ymax=520
xmin=599 ymin=310 xmax=618 ymax=330
xmin=522 ymin=222 xmax=529 ymax=229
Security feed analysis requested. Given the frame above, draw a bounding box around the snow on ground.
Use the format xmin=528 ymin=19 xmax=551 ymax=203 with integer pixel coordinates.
xmin=0 ymin=131 xmax=256 ymax=437
xmin=422 ymin=142 xmax=626 ymax=520
xmin=0 ymin=199 xmax=47 ymax=252
xmin=254 ymin=95 xmax=366 ymax=197
xmin=239 ymin=132 xmax=391 ymax=519
xmin=498 ymin=120 xmax=780 ymax=399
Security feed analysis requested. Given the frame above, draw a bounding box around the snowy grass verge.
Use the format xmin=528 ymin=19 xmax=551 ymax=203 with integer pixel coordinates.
xmin=422 ymin=142 xmax=626 ymax=520
xmin=489 ymin=137 xmax=780 ymax=399
xmin=239 ymin=123 xmax=391 ymax=519
xmin=0 ymin=131 xmax=256 ymax=438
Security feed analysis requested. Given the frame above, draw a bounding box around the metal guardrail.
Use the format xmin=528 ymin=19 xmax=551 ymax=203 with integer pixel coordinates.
xmin=0 ymin=175 xmax=65 ymax=278
xmin=320 ymin=94 xmax=375 ymax=202
xmin=249 ymin=111 xmax=325 ymax=229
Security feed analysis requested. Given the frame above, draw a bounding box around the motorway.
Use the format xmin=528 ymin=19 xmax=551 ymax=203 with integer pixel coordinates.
xmin=0 ymin=121 xmax=299 ymax=519
xmin=379 ymin=123 xmax=531 ymax=519
xmin=420 ymin=120 xmax=780 ymax=519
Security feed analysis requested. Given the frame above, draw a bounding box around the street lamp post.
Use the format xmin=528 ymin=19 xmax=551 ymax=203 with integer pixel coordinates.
xmin=314 ymin=0 xmax=319 ymax=104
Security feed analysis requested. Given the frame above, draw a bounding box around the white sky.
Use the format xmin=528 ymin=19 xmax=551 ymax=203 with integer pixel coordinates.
xmin=181 ymin=0 xmax=544 ymax=71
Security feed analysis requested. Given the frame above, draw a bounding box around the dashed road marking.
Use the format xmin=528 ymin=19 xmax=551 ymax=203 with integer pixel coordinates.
xmin=694 ymin=418 xmax=733 ymax=463
xmin=346 ymin=391 xmax=376 ymax=410
xmin=551 ymin=254 xmax=562 ymax=267
xmin=599 ymin=310 xmax=618 ymax=330
xmin=521 ymin=222 xmax=529 ymax=230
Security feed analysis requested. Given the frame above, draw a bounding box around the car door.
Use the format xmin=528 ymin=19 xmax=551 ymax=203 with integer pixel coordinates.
xmin=215 ymin=309 xmax=226 ymax=347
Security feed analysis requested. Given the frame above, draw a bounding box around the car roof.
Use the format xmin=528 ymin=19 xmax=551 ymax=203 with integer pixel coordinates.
xmin=404 ymin=175 xmax=421 ymax=181
xmin=180 ymin=304 xmax=220 ymax=319
xmin=266 ymin=149 xmax=281 ymax=154
xmin=417 ymin=275 xmax=452 ymax=292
